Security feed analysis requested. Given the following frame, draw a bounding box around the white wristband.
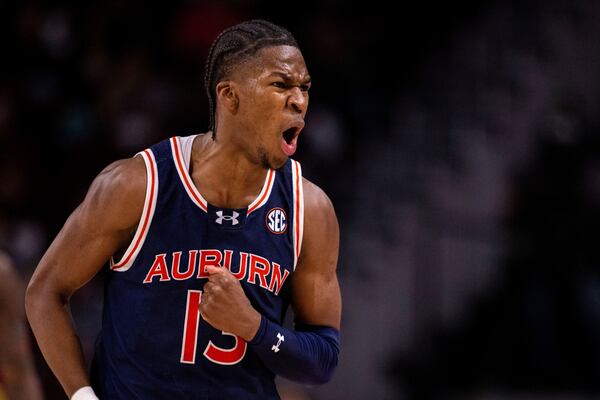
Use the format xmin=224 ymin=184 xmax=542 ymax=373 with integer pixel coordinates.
xmin=71 ymin=386 xmax=99 ymax=400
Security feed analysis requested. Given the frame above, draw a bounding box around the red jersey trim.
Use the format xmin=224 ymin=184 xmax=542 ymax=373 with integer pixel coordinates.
xmin=111 ymin=149 xmax=158 ymax=271
xmin=247 ymin=169 xmax=276 ymax=216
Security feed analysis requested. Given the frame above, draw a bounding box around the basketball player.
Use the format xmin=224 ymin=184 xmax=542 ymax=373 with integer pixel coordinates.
xmin=0 ymin=251 xmax=44 ymax=400
xmin=26 ymin=20 xmax=341 ymax=399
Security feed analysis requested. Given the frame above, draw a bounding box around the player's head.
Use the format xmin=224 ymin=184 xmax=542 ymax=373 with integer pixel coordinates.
xmin=205 ymin=19 xmax=299 ymax=133
xmin=204 ymin=19 xmax=310 ymax=169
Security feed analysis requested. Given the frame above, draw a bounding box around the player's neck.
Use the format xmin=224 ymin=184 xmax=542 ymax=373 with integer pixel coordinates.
xmin=189 ymin=133 xmax=268 ymax=209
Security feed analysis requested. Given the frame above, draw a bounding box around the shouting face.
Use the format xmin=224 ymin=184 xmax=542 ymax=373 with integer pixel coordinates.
xmin=225 ymin=45 xmax=311 ymax=169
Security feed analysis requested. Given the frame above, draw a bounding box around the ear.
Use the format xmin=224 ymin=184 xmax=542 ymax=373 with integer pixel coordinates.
xmin=215 ymin=81 xmax=239 ymax=114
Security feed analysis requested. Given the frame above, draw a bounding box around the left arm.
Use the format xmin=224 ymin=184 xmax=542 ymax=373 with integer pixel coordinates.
xmin=248 ymin=178 xmax=341 ymax=384
xmin=289 ymin=178 xmax=341 ymax=330
xmin=200 ymin=178 xmax=341 ymax=384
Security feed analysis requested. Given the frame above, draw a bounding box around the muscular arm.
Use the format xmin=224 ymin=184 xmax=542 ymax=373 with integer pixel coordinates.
xmin=291 ymin=178 xmax=341 ymax=330
xmin=246 ymin=178 xmax=341 ymax=384
xmin=25 ymin=157 xmax=146 ymax=398
xmin=0 ymin=253 xmax=44 ymax=400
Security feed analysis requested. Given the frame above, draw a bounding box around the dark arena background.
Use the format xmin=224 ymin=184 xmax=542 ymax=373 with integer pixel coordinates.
xmin=2 ymin=0 xmax=600 ymax=399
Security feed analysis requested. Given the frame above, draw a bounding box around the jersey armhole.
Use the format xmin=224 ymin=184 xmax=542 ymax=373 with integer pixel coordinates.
xmin=291 ymin=160 xmax=304 ymax=270
xmin=110 ymin=149 xmax=158 ymax=271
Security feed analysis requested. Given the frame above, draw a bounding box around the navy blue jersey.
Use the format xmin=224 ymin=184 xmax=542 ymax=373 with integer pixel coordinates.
xmin=91 ymin=135 xmax=304 ymax=399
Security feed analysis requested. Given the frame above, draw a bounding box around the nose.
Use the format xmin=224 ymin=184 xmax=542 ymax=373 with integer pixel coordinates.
xmin=288 ymin=87 xmax=308 ymax=114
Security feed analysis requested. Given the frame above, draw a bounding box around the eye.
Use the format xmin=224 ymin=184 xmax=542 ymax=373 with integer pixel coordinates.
xmin=300 ymin=84 xmax=311 ymax=92
xmin=272 ymin=81 xmax=286 ymax=89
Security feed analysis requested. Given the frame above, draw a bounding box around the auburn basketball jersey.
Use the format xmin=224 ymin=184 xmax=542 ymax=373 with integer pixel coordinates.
xmin=91 ymin=135 xmax=304 ymax=399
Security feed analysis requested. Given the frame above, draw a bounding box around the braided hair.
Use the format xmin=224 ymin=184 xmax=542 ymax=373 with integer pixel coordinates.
xmin=204 ymin=19 xmax=299 ymax=137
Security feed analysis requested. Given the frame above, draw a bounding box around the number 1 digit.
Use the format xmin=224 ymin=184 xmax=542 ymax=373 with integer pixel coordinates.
xmin=180 ymin=289 xmax=247 ymax=365
xmin=181 ymin=290 xmax=202 ymax=364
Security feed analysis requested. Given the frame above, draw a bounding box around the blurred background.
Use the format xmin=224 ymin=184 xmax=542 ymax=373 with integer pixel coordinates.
xmin=2 ymin=0 xmax=600 ymax=398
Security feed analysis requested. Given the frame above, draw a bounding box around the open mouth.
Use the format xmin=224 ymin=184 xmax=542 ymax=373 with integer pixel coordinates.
xmin=282 ymin=127 xmax=298 ymax=145
xmin=280 ymin=125 xmax=303 ymax=157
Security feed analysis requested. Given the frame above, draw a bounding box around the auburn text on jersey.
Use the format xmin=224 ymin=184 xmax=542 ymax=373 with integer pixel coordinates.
xmin=143 ymin=249 xmax=290 ymax=295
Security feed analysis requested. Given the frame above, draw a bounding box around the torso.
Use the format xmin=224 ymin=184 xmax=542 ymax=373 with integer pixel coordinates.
xmin=92 ymin=135 xmax=304 ymax=400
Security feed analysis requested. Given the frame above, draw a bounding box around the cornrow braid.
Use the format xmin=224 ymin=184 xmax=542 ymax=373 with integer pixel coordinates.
xmin=204 ymin=19 xmax=299 ymax=138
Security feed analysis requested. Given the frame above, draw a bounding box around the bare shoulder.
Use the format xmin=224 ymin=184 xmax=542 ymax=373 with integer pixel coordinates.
xmin=300 ymin=177 xmax=339 ymax=268
xmin=302 ymin=177 xmax=338 ymax=228
xmin=25 ymin=156 xmax=148 ymax=298
xmin=292 ymin=178 xmax=341 ymax=327
xmin=81 ymin=155 xmax=147 ymax=233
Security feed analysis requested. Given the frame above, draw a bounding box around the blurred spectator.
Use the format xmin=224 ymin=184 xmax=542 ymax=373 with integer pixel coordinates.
xmin=0 ymin=250 xmax=44 ymax=400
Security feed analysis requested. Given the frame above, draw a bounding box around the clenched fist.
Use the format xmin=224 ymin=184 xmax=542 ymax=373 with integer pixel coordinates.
xmin=200 ymin=265 xmax=261 ymax=341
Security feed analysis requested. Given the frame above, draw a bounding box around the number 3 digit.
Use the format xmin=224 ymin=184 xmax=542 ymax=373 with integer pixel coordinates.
xmin=180 ymin=290 xmax=247 ymax=365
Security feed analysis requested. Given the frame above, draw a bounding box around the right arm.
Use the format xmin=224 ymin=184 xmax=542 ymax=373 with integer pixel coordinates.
xmin=25 ymin=156 xmax=147 ymax=398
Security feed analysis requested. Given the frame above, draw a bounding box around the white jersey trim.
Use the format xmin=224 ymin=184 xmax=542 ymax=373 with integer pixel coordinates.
xmin=179 ymin=134 xmax=196 ymax=171
xmin=110 ymin=149 xmax=158 ymax=271
xmin=291 ymin=160 xmax=304 ymax=270
xmin=171 ymin=136 xmax=208 ymax=212
xmin=171 ymin=135 xmax=276 ymax=215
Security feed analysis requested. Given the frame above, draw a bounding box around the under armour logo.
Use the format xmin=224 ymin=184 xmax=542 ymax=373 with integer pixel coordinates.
xmin=271 ymin=333 xmax=284 ymax=353
xmin=215 ymin=210 xmax=240 ymax=225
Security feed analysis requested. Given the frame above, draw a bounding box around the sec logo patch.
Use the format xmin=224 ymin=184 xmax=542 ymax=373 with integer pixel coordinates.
xmin=266 ymin=208 xmax=287 ymax=234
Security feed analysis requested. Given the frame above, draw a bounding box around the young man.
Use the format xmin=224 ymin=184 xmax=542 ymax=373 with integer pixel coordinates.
xmin=26 ymin=19 xmax=341 ymax=399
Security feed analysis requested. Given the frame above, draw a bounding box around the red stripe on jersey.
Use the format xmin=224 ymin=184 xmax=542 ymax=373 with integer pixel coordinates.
xmin=112 ymin=149 xmax=156 ymax=270
xmin=247 ymin=169 xmax=274 ymax=215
